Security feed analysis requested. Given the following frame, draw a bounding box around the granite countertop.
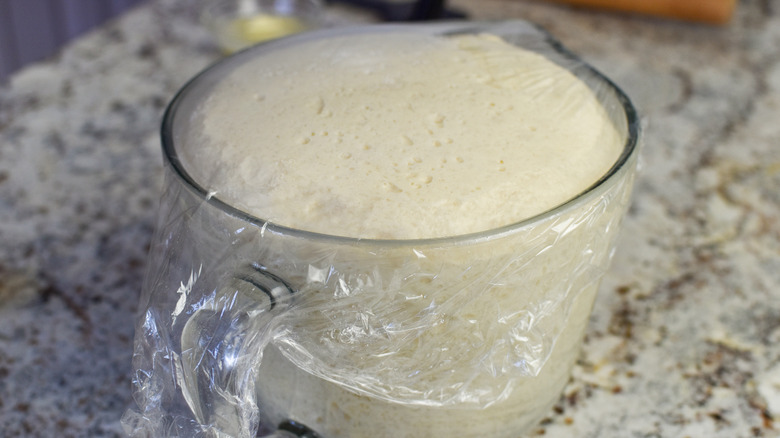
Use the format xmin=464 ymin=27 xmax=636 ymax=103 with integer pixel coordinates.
xmin=1 ymin=0 xmax=779 ymax=436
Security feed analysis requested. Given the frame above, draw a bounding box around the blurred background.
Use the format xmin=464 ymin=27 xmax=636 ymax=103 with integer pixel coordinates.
xmin=0 ymin=0 xmax=737 ymax=83
xmin=0 ymin=0 xmax=144 ymax=81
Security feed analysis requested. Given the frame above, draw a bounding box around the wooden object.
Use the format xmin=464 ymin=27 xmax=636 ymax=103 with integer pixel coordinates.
xmin=540 ymin=0 xmax=737 ymax=24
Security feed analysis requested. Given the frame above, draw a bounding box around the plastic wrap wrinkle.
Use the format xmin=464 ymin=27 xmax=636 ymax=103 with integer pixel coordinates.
xmin=172 ymin=265 xmax=202 ymax=325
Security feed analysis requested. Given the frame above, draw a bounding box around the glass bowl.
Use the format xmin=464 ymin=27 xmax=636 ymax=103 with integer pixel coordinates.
xmin=127 ymin=20 xmax=640 ymax=438
xmin=201 ymin=0 xmax=324 ymax=53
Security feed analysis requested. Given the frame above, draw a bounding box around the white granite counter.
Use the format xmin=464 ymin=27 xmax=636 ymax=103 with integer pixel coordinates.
xmin=0 ymin=0 xmax=779 ymax=436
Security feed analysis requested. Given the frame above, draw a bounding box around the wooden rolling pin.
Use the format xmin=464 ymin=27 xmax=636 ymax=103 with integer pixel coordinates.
xmin=540 ymin=0 xmax=737 ymax=24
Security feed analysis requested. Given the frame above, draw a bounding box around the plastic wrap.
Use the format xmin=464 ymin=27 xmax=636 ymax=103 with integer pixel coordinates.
xmin=122 ymin=21 xmax=640 ymax=438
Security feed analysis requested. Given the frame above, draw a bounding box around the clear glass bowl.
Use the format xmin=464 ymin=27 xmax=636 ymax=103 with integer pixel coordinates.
xmin=127 ymin=21 xmax=640 ymax=438
xmin=201 ymin=0 xmax=324 ymax=53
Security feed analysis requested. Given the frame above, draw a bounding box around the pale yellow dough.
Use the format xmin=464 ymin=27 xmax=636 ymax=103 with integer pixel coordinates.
xmin=186 ymin=32 xmax=622 ymax=239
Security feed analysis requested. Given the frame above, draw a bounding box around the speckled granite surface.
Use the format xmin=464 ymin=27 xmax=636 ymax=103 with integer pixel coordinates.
xmin=0 ymin=0 xmax=779 ymax=436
